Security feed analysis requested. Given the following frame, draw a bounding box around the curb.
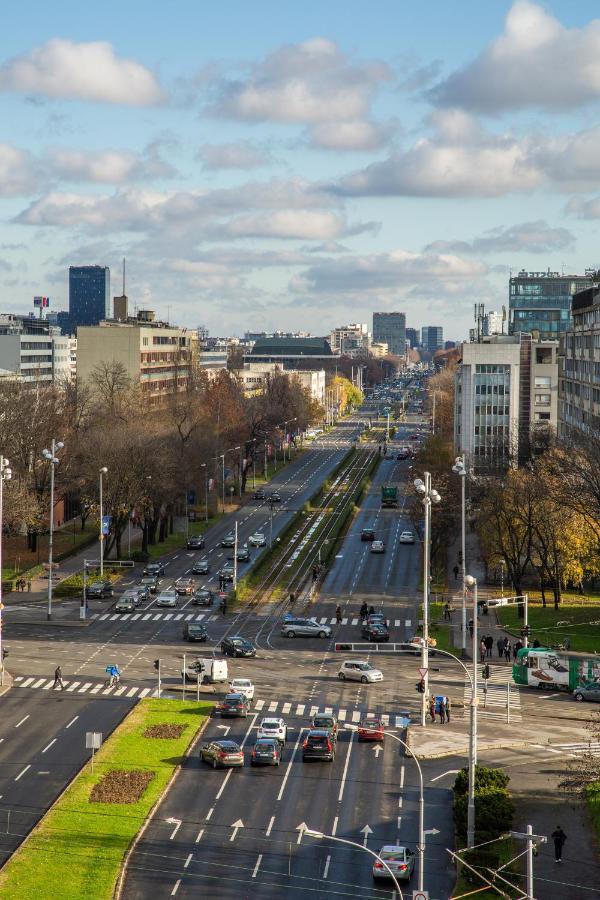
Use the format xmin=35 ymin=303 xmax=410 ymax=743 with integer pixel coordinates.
xmin=113 ymin=707 xmax=212 ymax=900
xmin=0 ymin=670 xmax=13 ymax=697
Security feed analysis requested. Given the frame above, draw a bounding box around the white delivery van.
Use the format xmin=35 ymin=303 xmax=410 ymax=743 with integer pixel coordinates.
xmin=182 ymin=657 xmax=228 ymax=684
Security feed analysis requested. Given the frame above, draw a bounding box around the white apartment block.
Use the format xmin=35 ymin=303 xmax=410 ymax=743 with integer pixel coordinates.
xmin=0 ymin=314 xmax=71 ymax=384
xmin=330 ymin=323 xmax=370 ymax=356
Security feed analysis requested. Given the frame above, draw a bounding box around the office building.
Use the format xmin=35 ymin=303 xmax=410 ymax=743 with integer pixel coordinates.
xmin=68 ymin=265 xmax=111 ymax=330
xmin=246 ymin=336 xmax=337 ymax=371
xmin=455 ymin=333 xmax=558 ymax=472
xmin=329 ymin=323 xmax=370 ymax=356
xmin=0 ymin=314 xmax=72 ymax=383
xmin=77 ymin=310 xmax=193 ymax=402
xmin=509 ymin=269 xmax=593 ymax=341
xmin=405 ymin=327 xmax=419 ymax=349
xmin=421 ymin=326 xmax=444 ymax=352
xmin=559 ymin=283 xmax=600 ymax=438
xmin=373 ymin=312 xmax=406 ymax=356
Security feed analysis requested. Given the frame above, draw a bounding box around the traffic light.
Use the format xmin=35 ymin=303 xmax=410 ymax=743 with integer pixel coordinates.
xmin=153 ymin=659 xmax=160 ymax=671
xmin=482 ymin=664 xmax=490 ymax=680
xmin=521 ymin=626 xmax=530 ymax=638
xmin=416 ymin=679 xmax=425 ymax=693
xmin=192 ymin=661 xmax=204 ymax=674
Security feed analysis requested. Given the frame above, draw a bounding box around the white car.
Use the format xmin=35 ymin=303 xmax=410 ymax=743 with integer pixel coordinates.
xmin=370 ymin=540 xmax=385 ymax=553
xmin=248 ymin=532 xmax=266 ymax=547
xmin=257 ymin=717 xmax=287 ymax=743
xmin=399 ymin=531 xmax=415 ymax=544
xmin=229 ymin=678 xmax=255 ymax=700
xmin=338 ymin=660 xmax=384 ymax=683
xmin=156 ymin=590 xmax=178 ymax=608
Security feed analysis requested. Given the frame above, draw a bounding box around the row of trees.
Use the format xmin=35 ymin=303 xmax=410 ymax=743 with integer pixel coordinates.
xmin=0 ymin=362 xmax=327 ymax=561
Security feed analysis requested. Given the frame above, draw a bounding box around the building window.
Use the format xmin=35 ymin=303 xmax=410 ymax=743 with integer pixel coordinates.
xmin=534 ymin=393 xmax=551 ymax=405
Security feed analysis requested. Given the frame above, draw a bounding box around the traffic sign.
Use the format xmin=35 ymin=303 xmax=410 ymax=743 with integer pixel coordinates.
xmin=412 ymin=892 xmax=429 ymax=900
xmin=418 ymin=667 xmax=428 ymax=678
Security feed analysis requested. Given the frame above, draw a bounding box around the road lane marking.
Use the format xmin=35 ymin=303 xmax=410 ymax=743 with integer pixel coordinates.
xmin=296 ymin=704 xmax=305 ymax=716
xmin=266 ymin=816 xmax=275 ymax=837
xmin=66 ymin=682 xmax=80 ymax=692
xmin=309 ymin=706 xmax=318 ymax=717
xmin=400 ymin=765 xmax=405 ymax=790
xmin=126 ymin=687 xmax=138 ymax=697
xmin=195 ymin=828 xmax=204 ymax=843
xmin=323 ymin=855 xmax=331 ymax=879
xmin=352 ymin=710 xmax=361 ymax=723
xmin=184 ymin=853 xmax=193 ymax=868
xmin=332 ymin=816 xmax=338 ymax=836
xmin=255 ymin=700 xmax=265 ymax=711
xmin=139 ymin=688 xmax=151 ymax=698
xmin=268 ymin=701 xmax=278 ymax=712
xmin=397 ymin=816 xmax=402 ymax=830
xmin=42 ymin=739 xmax=57 ymax=753
xmin=20 ymin=678 xmax=33 ymax=687
xmin=252 ymin=854 xmax=263 ymax=879
xmin=15 ymin=764 xmax=31 ymax=781
xmin=15 ymin=715 xmax=30 ymax=728
xmin=66 ymin=716 xmax=79 ymax=729
xmin=338 ymin=730 xmax=355 ymax=802
xmin=171 ymin=880 xmax=180 ymax=896
xmin=277 ymin=728 xmax=305 ymax=802
xmin=206 ymin=807 xmax=214 ymax=820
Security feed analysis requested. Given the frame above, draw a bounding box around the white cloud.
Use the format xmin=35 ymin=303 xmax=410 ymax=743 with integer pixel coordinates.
xmin=430 ymin=1 xmax=600 ymax=112
xmin=221 ymin=210 xmax=368 ymax=241
xmin=207 ymin=38 xmax=391 ymax=151
xmin=566 ymin=196 xmax=600 ymax=219
xmin=0 ymin=38 xmax=163 ymax=105
xmin=424 ymin=220 xmax=575 ymax=255
xmin=47 ymin=144 xmax=176 ymax=183
xmin=0 ymin=143 xmax=37 ymax=195
xmin=197 ymin=141 xmax=273 ymax=170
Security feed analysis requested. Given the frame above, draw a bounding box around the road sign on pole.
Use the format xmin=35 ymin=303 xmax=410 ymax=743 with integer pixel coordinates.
xmin=412 ymin=891 xmax=429 ymax=900
xmin=418 ymin=667 xmax=428 ymax=678
xmin=86 ymin=732 xmax=102 ymax=772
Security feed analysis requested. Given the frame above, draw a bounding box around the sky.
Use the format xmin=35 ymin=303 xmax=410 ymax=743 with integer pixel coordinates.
xmin=2 ymin=0 xmax=600 ymax=340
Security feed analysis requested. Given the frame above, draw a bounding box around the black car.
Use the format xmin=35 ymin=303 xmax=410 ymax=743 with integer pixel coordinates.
xmin=302 ymin=729 xmax=335 ymax=762
xmin=251 ymin=738 xmax=282 ymax=767
xmin=253 ymin=488 xmax=265 ymax=500
xmin=218 ymin=693 xmax=250 ymax=718
xmin=192 ymin=589 xmax=214 ymax=607
xmin=220 ymin=563 xmax=235 ymax=582
xmin=182 ymin=623 xmax=208 ymax=642
xmin=361 ymin=528 xmax=375 ymax=541
xmin=235 ymin=547 xmax=250 ymax=562
xmin=144 ymin=562 xmax=165 ymax=577
xmin=86 ymin=580 xmax=113 ymax=599
xmin=192 ymin=559 xmax=210 ymax=575
xmin=139 ymin=575 xmax=159 ymax=594
xmin=186 ymin=535 xmax=205 ymax=550
xmin=362 ymin=623 xmax=390 ymax=643
xmin=221 ymin=534 xmax=236 ymax=548
xmin=221 ymin=636 xmax=256 ymax=658
xmin=267 ymin=492 xmax=281 ymax=503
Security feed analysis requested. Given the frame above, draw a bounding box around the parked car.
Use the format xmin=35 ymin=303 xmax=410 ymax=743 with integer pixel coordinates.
xmin=192 ymin=589 xmax=214 ymax=607
xmin=251 ymin=738 xmax=282 ymax=766
xmin=312 ymin=714 xmax=338 ymax=741
xmin=302 ymin=729 xmax=335 ymax=762
xmin=362 ymin=623 xmax=390 ymax=643
xmin=361 ymin=527 xmax=375 ymax=541
xmin=573 ymin=682 xmax=600 ymax=702
xmin=140 ymin=575 xmax=159 ymax=594
xmin=186 ymin=535 xmax=205 ymax=550
xmin=248 ymin=532 xmax=266 ymax=547
xmin=221 ymin=636 xmax=256 ymax=658
xmin=370 ymin=540 xmax=385 ymax=553
xmin=257 ymin=717 xmax=287 ymax=744
xmin=221 ymin=533 xmax=236 ymax=548
xmin=86 ymin=580 xmax=114 ymax=599
xmin=156 ymin=590 xmax=178 ymax=608
xmin=114 ymin=596 xmax=136 ymax=613
xmin=200 ymin=740 xmax=244 ymax=769
xmin=175 ymin=578 xmax=195 ymax=596
xmin=372 ymin=846 xmax=415 ymax=882
xmin=281 ymin=618 xmax=331 ymax=639
xmin=399 ymin=531 xmax=415 ymax=544
xmin=229 ymin=678 xmax=255 ymax=700
xmin=144 ymin=562 xmax=165 ymax=577
xmin=182 ymin=623 xmax=208 ymax=642
xmin=358 ymin=717 xmax=385 ymax=742
xmin=217 ymin=693 xmax=250 ymax=718
xmin=192 ymin=559 xmax=210 ymax=575
xmin=338 ymin=660 xmax=384 ymax=683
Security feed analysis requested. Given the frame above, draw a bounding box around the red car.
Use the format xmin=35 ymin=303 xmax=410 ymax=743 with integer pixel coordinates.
xmin=357 ymin=717 xmax=385 ymax=742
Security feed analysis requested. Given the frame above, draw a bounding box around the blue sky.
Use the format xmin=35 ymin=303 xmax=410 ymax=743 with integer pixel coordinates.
xmin=2 ymin=0 xmax=600 ymax=339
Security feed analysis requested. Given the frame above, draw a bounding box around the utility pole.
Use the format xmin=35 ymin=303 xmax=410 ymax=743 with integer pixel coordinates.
xmin=465 ymin=574 xmax=479 ymax=848
xmin=511 ymin=826 xmax=547 ymax=899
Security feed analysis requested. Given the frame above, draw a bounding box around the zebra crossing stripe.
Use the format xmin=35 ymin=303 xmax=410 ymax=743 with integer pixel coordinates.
xmin=338 ymin=709 xmax=347 ymax=720
xmin=99 ymin=614 xmax=109 ymax=621
xmin=324 ymin=707 xmax=333 ymax=715
xmin=164 ymin=614 xmax=173 ymax=621
xmin=139 ymin=688 xmax=151 ymax=698
xmin=296 ymin=704 xmax=305 ymax=716
xmin=114 ymin=686 xmax=127 ymax=696
xmin=142 ymin=614 xmax=151 ymax=620
xmin=126 ymin=687 xmax=138 ymax=698
xmin=91 ymin=684 xmax=102 ymax=694
xmin=20 ymin=677 xmax=34 ymax=687
xmin=152 ymin=614 xmax=161 ymax=620
xmin=282 ymin=702 xmax=291 ymax=714
xmin=66 ymin=682 xmax=80 ymax=692
xmin=185 ymin=614 xmax=194 ymax=621
xmin=351 ymin=711 xmax=361 ymax=723
xmin=381 ymin=714 xmax=389 ymax=726
xmin=42 ymin=680 xmax=53 ymax=690
xmin=255 ymin=700 xmax=265 ymax=711
xmin=268 ymin=701 xmax=278 ymax=712
xmin=32 ymin=678 xmax=46 ymax=689
xmin=310 ymin=706 xmax=318 ymax=717
xmin=319 ymin=617 xmax=327 ymax=624
xmin=351 ymin=618 xmax=358 ymax=625
xmin=78 ymin=682 xmax=93 ymax=693
xmin=342 ymin=618 xmax=348 ymax=625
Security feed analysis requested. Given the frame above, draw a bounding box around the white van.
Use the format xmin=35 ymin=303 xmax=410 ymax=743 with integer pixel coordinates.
xmin=182 ymin=657 xmax=228 ymax=684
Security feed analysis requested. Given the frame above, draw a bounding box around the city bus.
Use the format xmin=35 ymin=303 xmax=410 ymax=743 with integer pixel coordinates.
xmin=512 ymin=647 xmax=600 ymax=691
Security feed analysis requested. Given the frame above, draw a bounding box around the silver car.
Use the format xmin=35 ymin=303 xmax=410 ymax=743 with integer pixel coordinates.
xmin=156 ymin=590 xmax=178 ymax=608
xmin=338 ymin=660 xmax=383 ymax=683
xmin=372 ymin=845 xmax=415 ymax=882
xmin=573 ymin=682 xmax=600 ymax=702
xmin=281 ymin=618 xmax=332 ymax=639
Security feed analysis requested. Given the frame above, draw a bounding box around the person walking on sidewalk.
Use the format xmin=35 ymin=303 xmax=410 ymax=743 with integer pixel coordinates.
xmin=429 ymin=697 xmax=436 ymax=723
xmin=444 ymin=696 xmax=451 ymax=723
xmin=479 ymin=639 xmax=486 ymax=664
xmin=551 ymin=825 xmax=567 ymax=862
xmin=485 ymin=635 xmax=494 ymax=658
xmin=27 ymin=579 xmax=31 ymax=592
xmin=443 ymin=602 xmax=451 ymax=621
xmin=439 ymin=699 xmax=446 ymax=724
xmin=53 ymin=665 xmax=64 ymax=690
xmin=504 ymin=640 xmax=512 ymax=663
xmin=497 ymin=637 xmax=504 ymax=658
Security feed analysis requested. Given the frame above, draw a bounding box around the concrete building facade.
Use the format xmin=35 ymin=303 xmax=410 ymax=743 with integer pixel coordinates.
xmin=559 ymin=283 xmax=600 ymax=438
xmin=0 ymin=314 xmax=72 ymax=383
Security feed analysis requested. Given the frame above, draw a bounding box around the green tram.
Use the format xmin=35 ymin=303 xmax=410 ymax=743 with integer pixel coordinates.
xmin=513 ymin=647 xmax=600 ymax=691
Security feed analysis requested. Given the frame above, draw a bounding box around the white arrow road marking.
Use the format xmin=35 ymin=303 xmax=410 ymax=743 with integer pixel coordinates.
xmin=360 ymin=824 xmax=373 ymax=847
xmin=425 ymin=827 xmax=440 ymax=835
xmin=166 ymin=817 xmax=182 ymax=839
xmin=372 ymin=743 xmax=382 ymax=758
xmin=296 ymin=822 xmax=308 ymax=845
xmin=230 ymin=819 xmax=244 ymax=842
xmin=217 ymin=725 xmax=231 ymax=735
xmin=430 ymin=769 xmax=460 ymax=783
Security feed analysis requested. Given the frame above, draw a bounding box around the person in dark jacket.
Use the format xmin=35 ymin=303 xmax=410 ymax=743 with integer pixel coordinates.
xmin=551 ymin=825 xmax=567 ymax=862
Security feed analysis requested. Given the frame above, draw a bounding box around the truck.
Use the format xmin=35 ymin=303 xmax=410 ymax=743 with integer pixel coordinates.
xmin=381 ymin=485 xmax=398 ymax=508
xmin=181 ymin=657 xmax=229 ymax=684
xmin=512 ymin=647 xmax=600 ymax=691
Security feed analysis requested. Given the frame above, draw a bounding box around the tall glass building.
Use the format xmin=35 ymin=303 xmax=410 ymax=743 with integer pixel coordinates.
xmin=509 ymin=270 xmax=593 ymax=341
xmin=372 ymin=312 xmax=406 ymax=355
xmin=68 ymin=266 xmax=110 ymax=330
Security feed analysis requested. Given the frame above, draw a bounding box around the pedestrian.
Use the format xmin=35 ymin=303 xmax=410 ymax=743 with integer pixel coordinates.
xmin=429 ymin=697 xmax=436 ymax=723
xmin=360 ymin=602 xmax=368 ymax=621
xmin=512 ymin=643 xmax=518 ymax=661
xmin=444 ymin=696 xmax=451 ymax=723
xmin=497 ymin=637 xmax=504 ymax=658
xmin=514 ymin=640 xmax=523 ymax=658
xmin=551 ymin=825 xmax=567 ymax=862
xmin=439 ymin=699 xmax=446 ymax=724
xmin=27 ymin=579 xmax=31 ymax=592
xmin=485 ymin=635 xmax=494 ymax=658
xmin=504 ymin=641 xmax=512 ymax=663
xmin=479 ymin=639 xmax=486 ymax=664
xmin=453 ymin=565 xmax=459 ymax=581
xmin=336 ymin=604 xmax=342 ymax=624
xmin=443 ymin=602 xmax=451 ymax=621
xmin=53 ymin=665 xmax=64 ymax=690
xmin=468 ymin=619 xmax=474 ymax=638
xmin=503 ymin=636 xmax=509 ymax=658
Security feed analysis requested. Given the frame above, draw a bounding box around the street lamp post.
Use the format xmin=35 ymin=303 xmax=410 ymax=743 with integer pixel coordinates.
xmin=414 ymin=472 xmax=441 ymax=727
xmin=304 ymin=829 xmax=404 ymax=898
xmin=200 ymin=463 xmax=208 ymax=522
xmin=0 ymin=456 xmax=12 ymax=684
xmin=464 ymin=573 xmax=479 ymax=849
xmin=43 ymin=440 xmax=64 ymax=620
xmin=452 ymin=455 xmax=468 ymax=655
xmin=99 ymin=466 xmax=108 ymax=577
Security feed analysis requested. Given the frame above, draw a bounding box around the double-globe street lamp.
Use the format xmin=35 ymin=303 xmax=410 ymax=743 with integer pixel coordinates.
xmin=42 ymin=440 xmax=64 ymax=620
xmin=452 ymin=455 xmax=468 ymax=655
xmin=0 ymin=456 xmax=12 ymax=683
xmin=414 ymin=472 xmax=441 ymax=727
xmin=99 ymin=466 xmax=108 ymax=576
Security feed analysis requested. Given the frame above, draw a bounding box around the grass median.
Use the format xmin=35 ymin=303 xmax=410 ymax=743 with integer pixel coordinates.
xmin=0 ymin=698 xmax=211 ymax=900
xmin=497 ymin=598 xmax=600 ymax=653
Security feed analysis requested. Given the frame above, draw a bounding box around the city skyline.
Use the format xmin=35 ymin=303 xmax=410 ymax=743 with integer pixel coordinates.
xmin=1 ymin=2 xmax=600 ymax=338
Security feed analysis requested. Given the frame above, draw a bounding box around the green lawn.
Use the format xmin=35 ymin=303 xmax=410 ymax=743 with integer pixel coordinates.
xmin=497 ymin=600 xmax=600 ymax=653
xmin=0 ymin=699 xmax=211 ymax=900
xmin=428 ymin=602 xmax=456 ymax=655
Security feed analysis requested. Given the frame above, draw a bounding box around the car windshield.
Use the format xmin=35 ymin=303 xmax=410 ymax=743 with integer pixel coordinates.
xmin=380 ymin=849 xmax=406 ymax=861
xmin=261 ymin=721 xmax=279 ymax=729
xmin=233 ymin=680 xmax=251 ymax=687
xmin=357 ymin=663 xmax=373 ymax=671
xmin=314 ymin=717 xmax=333 ymax=727
xmin=188 ymin=626 xmax=204 ymax=633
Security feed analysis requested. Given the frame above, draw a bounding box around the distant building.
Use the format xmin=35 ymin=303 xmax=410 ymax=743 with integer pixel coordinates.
xmin=405 ymin=327 xmax=419 ymax=349
xmin=559 ymin=282 xmax=600 ymax=438
xmin=369 ymin=341 xmax=389 ymax=358
xmin=113 ymin=293 xmax=128 ymax=320
xmin=329 ymin=323 xmax=370 ymax=356
xmin=483 ymin=310 xmax=504 ymax=336
xmin=68 ymin=265 xmax=111 ymax=330
xmin=455 ymin=333 xmax=558 ymax=472
xmin=0 ymin=314 xmax=71 ymax=383
xmin=373 ymin=312 xmax=406 ymax=356
xmin=444 ymin=341 xmax=456 ymax=350
xmin=509 ymin=269 xmax=593 ymax=341
xmin=421 ymin=326 xmax=444 ymax=352
xmin=246 ymin=336 xmax=337 ymax=371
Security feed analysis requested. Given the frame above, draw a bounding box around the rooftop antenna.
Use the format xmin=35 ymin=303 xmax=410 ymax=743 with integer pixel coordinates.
xmin=122 ymin=257 xmax=126 ymax=295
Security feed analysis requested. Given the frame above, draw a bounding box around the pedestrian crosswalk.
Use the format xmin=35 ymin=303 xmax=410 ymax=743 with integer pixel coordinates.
xmin=319 ymin=617 xmax=403 ymax=626
xmin=463 ymin=665 xmax=523 ymax=722
xmin=14 ymin=674 xmax=157 ymax=700
xmin=91 ymin=612 xmax=405 ymax=626
xmin=251 ymin=699 xmax=409 ymax=726
xmin=544 ymin=741 xmax=600 ymax=758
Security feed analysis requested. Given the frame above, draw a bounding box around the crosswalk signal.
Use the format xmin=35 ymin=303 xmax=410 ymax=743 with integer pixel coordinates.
xmin=482 ymin=664 xmax=490 ymax=680
xmin=521 ymin=626 xmax=530 ymax=638
xmin=153 ymin=659 xmax=160 ymax=671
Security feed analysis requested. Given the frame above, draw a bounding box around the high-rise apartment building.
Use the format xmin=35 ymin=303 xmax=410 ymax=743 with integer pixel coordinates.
xmin=373 ymin=312 xmax=406 ymax=356
xmin=329 ymin=323 xmax=369 ymax=356
xmin=509 ymin=269 xmax=593 ymax=341
xmin=405 ymin=327 xmax=419 ymax=349
xmin=68 ymin=265 xmax=111 ymax=330
xmin=421 ymin=326 xmax=444 ymax=352
xmin=558 ymin=282 xmax=600 ymax=438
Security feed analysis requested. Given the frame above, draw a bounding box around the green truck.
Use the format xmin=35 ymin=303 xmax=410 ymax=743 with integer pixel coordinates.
xmin=381 ymin=485 xmax=398 ymax=508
